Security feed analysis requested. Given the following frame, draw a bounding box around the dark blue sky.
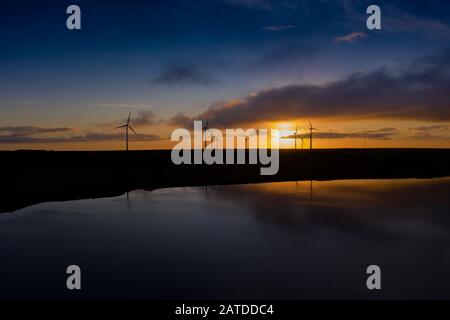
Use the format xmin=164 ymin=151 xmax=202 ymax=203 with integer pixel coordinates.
xmin=1 ymin=0 xmax=449 ymax=149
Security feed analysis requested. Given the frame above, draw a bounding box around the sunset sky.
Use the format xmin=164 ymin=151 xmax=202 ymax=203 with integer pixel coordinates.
xmin=1 ymin=0 xmax=450 ymax=150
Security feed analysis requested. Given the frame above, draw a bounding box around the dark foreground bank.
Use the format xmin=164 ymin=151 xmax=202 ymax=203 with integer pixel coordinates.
xmin=1 ymin=148 xmax=449 ymax=213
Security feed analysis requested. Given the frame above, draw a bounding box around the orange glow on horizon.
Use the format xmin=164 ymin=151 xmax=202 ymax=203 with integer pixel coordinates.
xmin=0 ymin=119 xmax=449 ymax=151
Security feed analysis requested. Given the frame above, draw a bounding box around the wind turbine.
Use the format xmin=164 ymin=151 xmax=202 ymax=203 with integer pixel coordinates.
xmin=115 ymin=112 xmax=137 ymax=151
xmin=294 ymin=125 xmax=298 ymax=150
xmin=202 ymin=118 xmax=209 ymax=149
xmin=300 ymin=134 xmax=305 ymax=150
xmin=308 ymin=120 xmax=318 ymax=150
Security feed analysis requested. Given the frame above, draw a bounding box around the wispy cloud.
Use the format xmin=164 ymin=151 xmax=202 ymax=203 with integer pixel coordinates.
xmin=0 ymin=130 xmax=162 ymax=144
xmin=94 ymin=103 xmax=153 ymax=109
xmin=69 ymin=133 xmax=162 ymax=143
xmin=406 ymin=132 xmax=450 ymax=140
xmin=0 ymin=100 xmax=39 ymax=105
xmin=131 ymin=110 xmax=161 ymax=126
xmin=263 ymin=25 xmax=298 ymax=31
xmin=407 ymin=125 xmax=450 ymax=140
xmin=0 ymin=126 xmax=73 ymax=135
xmin=384 ymin=13 xmax=450 ymax=38
xmin=333 ymin=32 xmax=367 ymax=44
xmin=96 ymin=110 xmax=162 ymax=129
xmin=282 ymin=128 xmax=399 ymax=140
xmin=260 ymin=43 xmax=318 ymax=67
xmin=152 ymin=61 xmax=215 ymax=86
xmin=408 ymin=125 xmax=449 ymax=131
xmin=221 ymin=0 xmax=351 ymax=13
xmin=0 ymin=124 xmax=164 ymax=144
xmin=16 ymin=100 xmax=39 ymax=105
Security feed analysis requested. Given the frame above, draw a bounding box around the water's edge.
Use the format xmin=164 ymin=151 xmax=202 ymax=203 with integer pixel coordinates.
xmin=2 ymin=149 xmax=450 ymax=213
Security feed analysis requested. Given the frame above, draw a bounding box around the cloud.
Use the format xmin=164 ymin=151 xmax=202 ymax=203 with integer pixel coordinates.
xmin=407 ymin=132 xmax=450 ymax=140
xmin=333 ymin=32 xmax=367 ymax=44
xmin=70 ymin=133 xmax=162 ymax=142
xmin=282 ymin=127 xmax=399 ymax=140
xmin=97 ymin=110 xmax=162 ymax=129
xmin=0 ymin=125 xmax=162 ymax=144
xmin=152 ymin=61 xmax=215 ymax=86
xmin=169 ymin=48 xmax=450 ymax=127
xmin=384 ymin=13 xmax=450 ymax=38
xmin=15 ymin=101 xmax=38 ymax=105
xmin=0 ymin=132 xmax=162 ymax=144
xmin=261 ymin=43 xmax=318 ymax=67
xmin=0 ymin=126 xmax=73 ymax=135
xmin=408 ymin=125 xmax=449 ymax=131
xmin=263 ymin=25 xmax=298 ymax=31
xmin=131 ymin=110 xmax=161 ymax=126
xmin=94 ymin=103 xmax=153 ymax=109
xmin=222 ymin=0 xmax=279 ymax=11
xmin=168 ymin=113 xmax=193 ymax=128
xmin=221 ymin=0 xmax=353 ymax=13
xmin=407 ymin=124 xmax=450 ymax=140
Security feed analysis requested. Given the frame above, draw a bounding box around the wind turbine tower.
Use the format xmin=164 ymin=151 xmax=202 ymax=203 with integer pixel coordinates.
xmin=309 ymin=120 xmax=318 ymax=150
xmin=115 ymin=112 xmax=137 ymax=151
xmin=202 ymin=118 xmax=209 ymax=149
xmin=294 ymin=125 xmax=298 ymax=150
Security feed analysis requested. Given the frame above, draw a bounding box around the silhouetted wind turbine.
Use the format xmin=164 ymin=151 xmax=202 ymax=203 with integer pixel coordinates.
xmin=308 ymin=120 xmax=318 ymax=150
xmin=202 ymin=118 xmax=209 ymax=149
xmin=115 ymin=112 xmax=137 ymax=151
xmin=294 ymin=125 xmax=298 ymax=149
xmin=300 ymin=134 xmax=305 ymax=149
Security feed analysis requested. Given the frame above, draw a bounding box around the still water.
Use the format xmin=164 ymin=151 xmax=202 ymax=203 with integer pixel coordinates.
xmin=1 ymin=178 xmax=450 ymax=299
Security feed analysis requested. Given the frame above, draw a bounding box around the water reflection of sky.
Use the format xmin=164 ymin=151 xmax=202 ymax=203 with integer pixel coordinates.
xmin=1 ymin=178 xmax=449 ymax=299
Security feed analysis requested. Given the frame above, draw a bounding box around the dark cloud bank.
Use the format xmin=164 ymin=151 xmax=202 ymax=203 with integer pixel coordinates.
xmin=282 ymin=127 xmax=400 ymax=140
xmin=0 ymin=126 xmax=161 ymax=144
xmin=170 ymin=48 xmax=450 ymax=127
xmin=0 ymin=111 xmax=164 ymax=144
xmin=152 ymin=61 xmax=215 ymax=86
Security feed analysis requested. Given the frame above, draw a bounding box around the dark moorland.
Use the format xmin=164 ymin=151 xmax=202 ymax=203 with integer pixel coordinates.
xmin=1 ymin=148 xmax=450 ymax=213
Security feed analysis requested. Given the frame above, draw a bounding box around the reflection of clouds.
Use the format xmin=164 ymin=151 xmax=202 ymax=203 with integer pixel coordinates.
xmin=207 ymin=178 xmax=450 ymax=239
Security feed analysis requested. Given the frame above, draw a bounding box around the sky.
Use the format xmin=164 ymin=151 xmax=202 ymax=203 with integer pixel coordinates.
xmin=1 ymin=0 xmax=450 ymax=150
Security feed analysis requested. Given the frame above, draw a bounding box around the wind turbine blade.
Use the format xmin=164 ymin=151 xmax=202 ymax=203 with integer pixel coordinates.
xmin=127 ymin=112 xmax=131 ymax=125
xmin=115 ymin=125 xmax=127 ymax=129
xmin=309 ymin=120 xmax=312 ymax=128
xmin=129 ymin=126 xmax=137 ymax=135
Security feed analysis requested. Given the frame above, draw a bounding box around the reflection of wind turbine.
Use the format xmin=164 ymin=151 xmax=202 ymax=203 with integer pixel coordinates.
xmin=308 ymin=120 xmax=318 ymax=150
xmin=202 ymin=118 xmax=209 ymax=149
xmin=115 ymin=112 xmax=137 ymax=151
